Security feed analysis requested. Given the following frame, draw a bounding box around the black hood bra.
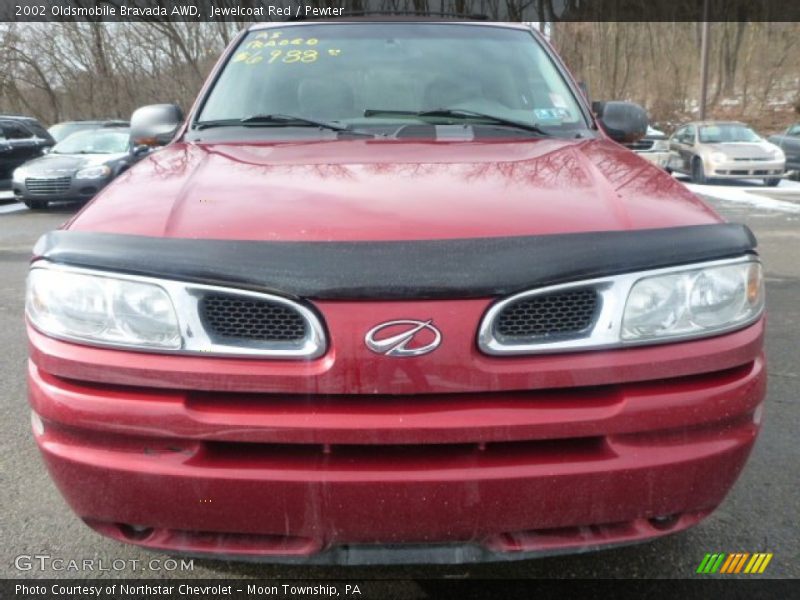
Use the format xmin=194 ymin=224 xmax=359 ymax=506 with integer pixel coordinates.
xmin=34 ymin=224 xmax=757 ymax=300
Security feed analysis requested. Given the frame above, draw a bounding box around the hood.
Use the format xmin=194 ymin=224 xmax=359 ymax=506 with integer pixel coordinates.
xmin=707 ymin=141 xmax=775 ymax=159
xmin=22 ymin=152 xmax=126 ymax=174
xmin=67 ymin=139 xmax=721 ymax=242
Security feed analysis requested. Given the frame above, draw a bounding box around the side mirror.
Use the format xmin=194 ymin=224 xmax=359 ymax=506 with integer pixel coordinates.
xmin=594 ymin=101 xmax=648 ymax=143
xmin=130 ymin=103 xmax=183 ymax=147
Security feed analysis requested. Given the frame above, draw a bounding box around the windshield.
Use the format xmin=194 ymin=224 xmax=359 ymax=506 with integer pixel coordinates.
xmin=699 ymin=124 xmax=761 ymax=144
xmin=49 ymin=123 xmax=96 ymax=143
xmin=197 ymin=24 xmax=587 ymax=137
xmin=52 ymin=129 xmax=130 ymax=154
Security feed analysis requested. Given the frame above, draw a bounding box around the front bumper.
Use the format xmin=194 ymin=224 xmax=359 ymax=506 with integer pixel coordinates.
xmin=708 ymin=159 xmax=784 ymax=178
xmin=27 ymin=306 xmax=766 ymax=563
xmin=12 ymin=175 xmax=112 ymax=202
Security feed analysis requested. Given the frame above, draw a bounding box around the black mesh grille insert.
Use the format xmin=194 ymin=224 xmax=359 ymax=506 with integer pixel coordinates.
xmin=494 ymin=288 xmax=599 ymax=340
xmin=200 ymin=294 xmax=308 ymax=342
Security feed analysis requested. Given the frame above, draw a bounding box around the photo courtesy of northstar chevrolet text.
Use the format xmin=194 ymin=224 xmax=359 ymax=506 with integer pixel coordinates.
xmin=1 ymin=0 xmax=798 ymax=593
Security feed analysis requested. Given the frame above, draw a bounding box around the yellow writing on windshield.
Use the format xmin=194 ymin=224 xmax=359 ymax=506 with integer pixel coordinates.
xmin=234 ymin=34 xmax=340 ymax=67
xmin=268 ymin=49 xmax=319 ymax=64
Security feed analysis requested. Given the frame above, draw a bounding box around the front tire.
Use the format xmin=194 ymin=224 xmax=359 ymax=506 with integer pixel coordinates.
xmin=23 ymin=198 xmax=48 ymax=210
xmin=691 ymin=157 xmax=707 ymax=184
xmin=764 ymin=177 xmax=781 ymax=187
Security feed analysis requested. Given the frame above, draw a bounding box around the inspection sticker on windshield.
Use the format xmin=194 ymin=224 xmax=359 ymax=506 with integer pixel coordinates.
xmin=533 ymin=108 xmax=569 ymax=124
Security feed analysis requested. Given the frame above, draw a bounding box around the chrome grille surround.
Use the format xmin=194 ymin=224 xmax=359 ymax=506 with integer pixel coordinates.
xmin=478 ymin=256 xmax=761 ymax=355
xmin=27 ymin=261 xmax=326 ymax=359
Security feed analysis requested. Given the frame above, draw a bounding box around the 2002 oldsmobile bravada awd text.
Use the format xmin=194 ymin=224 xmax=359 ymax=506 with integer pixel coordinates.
xmin=26 ymin=21 xmax=766 ymax=563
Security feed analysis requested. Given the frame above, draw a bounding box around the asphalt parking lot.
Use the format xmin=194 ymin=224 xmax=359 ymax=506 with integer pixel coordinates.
xmin=0 ymin=181 xmax=797 ymax=584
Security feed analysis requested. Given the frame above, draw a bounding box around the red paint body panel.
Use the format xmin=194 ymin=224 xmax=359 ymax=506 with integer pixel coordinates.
xmin=68 ymin=139 xmax=719 ymax=242
xmin=28 ymin=306 xmax=764 ymax=394
xmin=30 ymin=23 xmax=767 ymax=562
xmin=30 ymin=320 xmax=765 ymax=558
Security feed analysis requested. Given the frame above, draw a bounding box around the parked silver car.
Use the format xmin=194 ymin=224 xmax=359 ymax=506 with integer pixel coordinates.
xmin=667 ymin=121 xmax=785 ymax=186
xmin=11 ymin=127 xmax=147 ymax=210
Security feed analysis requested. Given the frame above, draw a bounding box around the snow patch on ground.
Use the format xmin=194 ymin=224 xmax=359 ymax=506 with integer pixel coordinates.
xmin=681 ymin=178 xmax=800 ymax=214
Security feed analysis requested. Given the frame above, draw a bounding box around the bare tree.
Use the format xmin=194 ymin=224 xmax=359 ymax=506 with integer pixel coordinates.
xmin=1 ymin=20 xmax=798 ymax=134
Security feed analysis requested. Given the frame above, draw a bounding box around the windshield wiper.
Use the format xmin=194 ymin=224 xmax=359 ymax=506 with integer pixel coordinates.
xmin=195 ymin=114 xmax=374 ymax=137
xmin=241 ymin=113 xmax=351 ymax=131
xmin=364 ymin=108 xmax=552 ymax=136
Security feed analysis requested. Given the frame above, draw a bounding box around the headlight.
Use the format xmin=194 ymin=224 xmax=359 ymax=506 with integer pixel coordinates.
xmin=75 ymin=165 xmax=112 ymax=179
xmin=478 ymin=257 xmax=764 ymax=355
xmin=12 ymin=167 xmax=26 ymax=182
xmin=710 ymin=152 xmax=728 ymax=164
xmin=652 ymin=139 xmax=669 ymax=152
xmin=25 ymin=262 xmax=327 ymax=358
xmin=622 ymin=261 xmax=763 ymax=342
xmin=26 ymin=267 xmax=180 ymax=349
xmin=768 ymin=147 xmax=785 ymax=160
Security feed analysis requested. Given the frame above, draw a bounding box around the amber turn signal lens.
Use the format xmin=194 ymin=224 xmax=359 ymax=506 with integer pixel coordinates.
xmin=747 ymin=262 xmax=764 ymax=306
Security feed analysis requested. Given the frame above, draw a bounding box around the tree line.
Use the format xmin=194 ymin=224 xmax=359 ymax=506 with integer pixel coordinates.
xmin=555 ymin=22 xmax=799 ymax=132
xmin=1 ymin=21 xmax=798 ymax=133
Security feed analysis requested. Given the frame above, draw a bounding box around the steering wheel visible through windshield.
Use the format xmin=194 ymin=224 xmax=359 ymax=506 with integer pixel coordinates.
xmin=196 ymin=23 xmax=589 ymax=139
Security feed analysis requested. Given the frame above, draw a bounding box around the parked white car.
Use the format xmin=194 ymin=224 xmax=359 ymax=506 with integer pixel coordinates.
xmin=667 ymin=121 xmax=785 ymax=186
xmin=625 ymin=126 xmax=670 ymax=168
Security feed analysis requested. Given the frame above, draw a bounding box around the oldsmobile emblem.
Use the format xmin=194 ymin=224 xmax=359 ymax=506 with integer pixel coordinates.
xmin=364 ymin=319 xmax=442 ymax=357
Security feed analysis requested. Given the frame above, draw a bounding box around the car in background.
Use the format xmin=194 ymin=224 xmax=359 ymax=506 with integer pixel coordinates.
xmin=767 ymin=123 xmax=800 ymax=181
xmin=48 ymin=119 xmax=129 ymax=143
xmin=0 ymin=116 xmax=55 ymax=190
xmin=624 ymin=125 xmax=670 ymax=168
xmin=667 ymin=121 xmax=785 ymax=186
xmin=12 ymin=127 xmax=146 ymax=209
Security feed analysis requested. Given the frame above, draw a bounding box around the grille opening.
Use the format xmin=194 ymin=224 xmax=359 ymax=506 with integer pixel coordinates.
xmin=25 ymin=176 xmax=71 ymax=195
xmin=200 ymin=293 xmax=308 ymax=343
xmin=494 ymin=288 xmax=599 ymax=341
xmin=197 ymin=437 xmax=611 ymax=469
xmin=86 ymin=521 xmax=320 ymax=556
xmin=625 ymin=139 xmax=655 ymax=151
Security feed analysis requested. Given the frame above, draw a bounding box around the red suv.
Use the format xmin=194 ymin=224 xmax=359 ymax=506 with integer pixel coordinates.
xmin=26 ymin=21 xmax=765 ymax=563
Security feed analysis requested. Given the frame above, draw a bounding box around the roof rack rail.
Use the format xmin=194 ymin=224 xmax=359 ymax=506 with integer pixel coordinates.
xmin=288 ymin=10 xmax=489 ymax=21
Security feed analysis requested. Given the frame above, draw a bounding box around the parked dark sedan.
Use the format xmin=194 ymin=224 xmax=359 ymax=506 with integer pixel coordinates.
xmin=48 ymin=119 xmax=129 ymax=143
xmin=0 ymin=115 xmax=55 ymax=190
xmin=12 ymin=128 xmax=147 ymax=209
xmin=768 ymin=123 xmax=800 ymax=180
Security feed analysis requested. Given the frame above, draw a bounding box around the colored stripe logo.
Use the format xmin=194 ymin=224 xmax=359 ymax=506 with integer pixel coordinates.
xmin=697 ymin=553 xmax=773 ymax=574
